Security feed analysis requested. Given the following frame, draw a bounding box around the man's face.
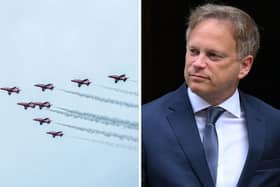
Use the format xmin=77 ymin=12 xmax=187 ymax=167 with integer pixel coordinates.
xmin=184 ymin=19 xmax=252 ymax=104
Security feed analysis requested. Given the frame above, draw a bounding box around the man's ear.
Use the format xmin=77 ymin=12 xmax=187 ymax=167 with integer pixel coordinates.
xmin=238 ymin=55 xmax=254 ymax=79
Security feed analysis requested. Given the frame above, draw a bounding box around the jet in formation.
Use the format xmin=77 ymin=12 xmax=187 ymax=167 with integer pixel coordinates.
xmin=108 ymin=74 xmax=128 ymax=83
xmin=46 ymin=131 xmax=63 ymax=138
xmin=33 ymin=117 xmax=51 ymax=125
xmin=0 ymin=86 xmax=20 ymax=95
xmin=34 ymin=83 xmax=54 ymax=92
xmin=32 ymin=101 xmax=51 ymax=109
xmin=71 ymin=79 xmax=91 ymax=87
xmin=17 ymin=102 xmax=36 ymax=110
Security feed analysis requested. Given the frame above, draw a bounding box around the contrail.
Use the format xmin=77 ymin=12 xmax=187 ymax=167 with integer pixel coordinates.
xmin=93 ymin=84 xmax=138 ymax=96
xmin=47 ymin=107 xmax=138 ymax=130
xmin=68 ymin=136 xmax=137 ymax=151
xmin=54 ymin=122 xmax=138 ymax=142
xmin=59 ymin=89 xmax=138 ymax=108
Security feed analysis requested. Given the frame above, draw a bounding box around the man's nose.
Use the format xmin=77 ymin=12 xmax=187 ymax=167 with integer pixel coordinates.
xmin=192 ymin=54 xmax=207 ymax=68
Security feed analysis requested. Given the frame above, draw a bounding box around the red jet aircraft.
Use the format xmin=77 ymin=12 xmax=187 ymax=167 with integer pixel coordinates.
xmin=0 ymin=86 xmax=20 ymax=95
xmin=108 ymin=74 xmax=128 ymax=83
xmin=46 ymin=131 xmax=63 ymax=138
xmin=17 ymin=102 xmax=36 ymax=110
xmin=71 ymin=79 xmax=91 ymax=87
xmin=32 ymin=101 xmax=51 ymax=109
xmin=34 ymin=83 xmax=54 ymax=91
xmin=33 ymin=117 xmax=51 ymax=125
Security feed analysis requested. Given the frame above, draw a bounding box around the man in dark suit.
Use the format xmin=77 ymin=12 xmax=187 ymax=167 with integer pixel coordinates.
xmin=142 ymin=3 xmax=280 ymax=187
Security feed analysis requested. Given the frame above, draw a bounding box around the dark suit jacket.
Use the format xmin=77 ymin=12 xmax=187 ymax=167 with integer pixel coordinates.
xmin=142 ymin=83 xmax=280 ymax=187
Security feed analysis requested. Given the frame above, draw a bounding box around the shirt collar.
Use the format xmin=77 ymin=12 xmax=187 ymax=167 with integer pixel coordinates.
xmin=187 ymin=87 xmax=241 ymax=118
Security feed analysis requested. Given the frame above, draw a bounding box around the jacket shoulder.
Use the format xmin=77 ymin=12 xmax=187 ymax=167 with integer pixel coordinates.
xmin=142 ymin=89 xmax=176 ymax=116
xmin=142 ymin=84 xmax=190 ymax=130
xmin=241 ymin=92 xmax=280 ymax=116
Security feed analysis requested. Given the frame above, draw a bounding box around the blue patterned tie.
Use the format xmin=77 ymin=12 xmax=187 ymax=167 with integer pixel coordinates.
xmin=203 ymin=106 xmax=225 ymax=184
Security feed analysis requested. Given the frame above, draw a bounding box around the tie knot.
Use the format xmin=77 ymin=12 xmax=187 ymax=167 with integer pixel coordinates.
xmin=206 ymin=106 xmax=225 ymax=125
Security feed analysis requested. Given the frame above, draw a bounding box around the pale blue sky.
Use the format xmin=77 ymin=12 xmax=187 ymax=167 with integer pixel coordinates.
xmin=0 ymin=0 xmax=139 ymax=186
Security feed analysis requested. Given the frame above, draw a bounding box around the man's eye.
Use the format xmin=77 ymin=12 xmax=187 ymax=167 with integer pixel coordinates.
xmin=208 ymin=53 xmax=222 ymax=61
xmin=189 ymin=49 xmax=199 ymax=56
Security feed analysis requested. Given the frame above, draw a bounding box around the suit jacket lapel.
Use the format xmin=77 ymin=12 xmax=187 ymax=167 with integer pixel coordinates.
xmin=237 ymin=92 xmax=266 ymax=187
xmin=166 ymin=84 xmax=215 ymax=187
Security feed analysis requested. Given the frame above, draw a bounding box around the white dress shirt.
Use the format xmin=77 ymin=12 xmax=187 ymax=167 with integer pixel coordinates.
xmin=188 ymin=88 xmax=248 ymax=187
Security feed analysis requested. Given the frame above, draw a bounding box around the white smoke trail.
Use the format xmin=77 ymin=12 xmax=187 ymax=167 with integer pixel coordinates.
xmin=128 ymin=79 xmax=137 ymax=83
xmin=47 ymin=108 xmax=138 ymax=130
xmin=68 ymin=136 xmax=137 ymax=151
xmin=59 ymin=89 xmax=138 ymax=108
xmin=93 ymin=84 xmax=138 ymax=96
xmin=54 ymin=122 xmax=138 ymax=142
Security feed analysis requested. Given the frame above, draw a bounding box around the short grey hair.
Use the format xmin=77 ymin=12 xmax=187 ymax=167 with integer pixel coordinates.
xmin=186 ymin=4 xmax=260 ymax=60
